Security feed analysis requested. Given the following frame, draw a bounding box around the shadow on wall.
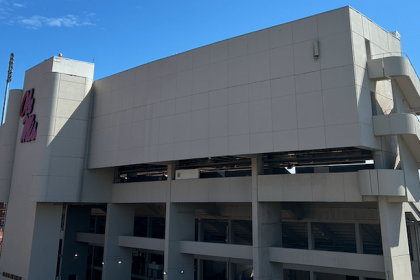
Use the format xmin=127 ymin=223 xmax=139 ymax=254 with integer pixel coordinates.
xmin=30 ymin=85 xmax=113 ymax=204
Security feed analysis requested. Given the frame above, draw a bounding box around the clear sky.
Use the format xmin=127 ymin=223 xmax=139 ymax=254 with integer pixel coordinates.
xmin=0 ymin=0 xmax=419 ymax=113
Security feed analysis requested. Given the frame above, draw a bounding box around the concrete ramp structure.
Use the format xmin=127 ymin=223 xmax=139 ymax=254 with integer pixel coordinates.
xmin=0 ymin=6 xmax=420 ymax=280
xmin=368 ymin=56 xmax=420 ymax=111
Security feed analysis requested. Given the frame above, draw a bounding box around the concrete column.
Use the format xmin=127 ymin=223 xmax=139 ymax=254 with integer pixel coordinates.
xmin=164 ymin=162 xmax=195 ymax=279
xmin=307 ymin=222 xmax=316 ymax=280
xmin=355 ymin=223 xmax=363 ymax=254
xmin=197 ymin=220 xmax=203 ymax=280
xmin=60 ymin=205 xmax=92 ymax=280
xmin=227 ymin=219 xmax=235 ymax=280
xmin=355 ymin=223 xmax=367 ymax=280
xmin=102 ymin=203 xmax=135 ymax=280
xmin=252 ymin=155 xmax=283 ymax=280
xmin=27 ymin=203 xmax=63 ymax=279
xmin=378 ymin=197 xmax=412 ymax=280
xmin=227 ymin=262 xmax=236 ymax=280
xmin=307 ymin=222 xmax=313 ymax=249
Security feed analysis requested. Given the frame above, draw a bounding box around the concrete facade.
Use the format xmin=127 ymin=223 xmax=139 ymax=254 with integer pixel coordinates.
xmin=0 ymin=6 xmax=419 ymax=280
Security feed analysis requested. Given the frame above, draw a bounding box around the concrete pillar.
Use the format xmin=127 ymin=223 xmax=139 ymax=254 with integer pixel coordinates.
xmin=102 ymin=203 xmax=135 ymax=280
xmin=307 ymin=222 xmax=316 ymax=280
xmin=354 ymin=223 xmax=367 ymax=280
xmin=355 ymin=223 xmax=363 ymax=254
xmin=60 ymin=205 xmax=92 ymax=280
xmin=164 ymin=162 xmax=195 ymax=279
xmin=252 ymin=155 xmax=283 ymax=280
xmin=27 ymin=203 xmax=63 ymax=279
xmin=197 ymin=220 xmax=204 ymax=280
xmin=227 ymin=262 xmax=236 ymax=280
xmin=378 ymin=197 xmax=412 ymax=280
xmin=307 ymin=222 xmax=313 ymax=250
xmin=227 ymin=219 xmax=235 ymax=280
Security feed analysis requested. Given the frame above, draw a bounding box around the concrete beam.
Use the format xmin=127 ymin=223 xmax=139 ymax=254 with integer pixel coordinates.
xmin=118 ymin=236 xmax=165 ymax=251
xmin=180 ymin=241 xmax=253 ymax=260
xmin=76 ymin=232 xmax=105 ymax=246
xmin=269 ymin=247 xmax=385 ymax=273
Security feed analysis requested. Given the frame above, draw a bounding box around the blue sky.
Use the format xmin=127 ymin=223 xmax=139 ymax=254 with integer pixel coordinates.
xmin=0 ymin=0 xmax=419 ymax=112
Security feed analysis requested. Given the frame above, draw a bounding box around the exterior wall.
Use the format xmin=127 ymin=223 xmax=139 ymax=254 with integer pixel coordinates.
xmin=80 ymin=168 xmax=114 ymax=203
xmin=0 ymin=57 xmax=94 ymax=280
xmin=0 ymin=6 xmax=418 ymax=280
xmin=26 ymin=57 xmax=94 ymax=202
xmin=111 ymin=173 xmax=363 ymax=204
xmin=88 ymin=7 xmax=371 ymax=169
xmin=349 ymin=8 xmax=402 ymax=149
xmin=0 ymin=90 xmax=22 ymax=202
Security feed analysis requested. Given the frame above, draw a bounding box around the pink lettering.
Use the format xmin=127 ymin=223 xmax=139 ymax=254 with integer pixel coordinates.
xmin=19 ymin=88 xmax=38 ymax=143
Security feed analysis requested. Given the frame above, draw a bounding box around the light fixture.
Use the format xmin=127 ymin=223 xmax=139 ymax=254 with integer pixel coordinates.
xmin=102 ymin=262 xmax=104 ymax=265
xmin=313 ymin=40 xmax=319 ymax=60
xmin=118 ymin=261 xmax=122 ymax=264
xmin=163 ymin=271 xmax=167 ymax=275
xmin=180 ymin=270 xmax=184 ymax=274
xmin=74 ymin=254 xmax=78 ymax=257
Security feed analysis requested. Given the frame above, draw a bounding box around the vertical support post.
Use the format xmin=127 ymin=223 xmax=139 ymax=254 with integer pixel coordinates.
xmin=197 ymin=220 xmax=203 ymax=280
xmin=227 ymin=219 xmax=235 ymax=280
xmin=355 ymin=223 xmax=363 ymax=254
xmin=355 ymin=223 xmax=366 ymax=280
xmin=164 ymin=162 xmax=195 ymax=279
xmin=144 ymin=216 xmax=153 ymax=277
xmin=27 ymin=203 xmax=63 ymax=280
xmin=252 ymin=155 xmax=283 ymax=280
xmin=228 ymin=219 xmax=233 ymax=244
xmin=227 ymin=262 xmax=236 ymax=280
xmin=378 ymin=197 xmax=412 ymax=280
xmin=307 ymin=222 xmax=314 ymax=250
xmin=102 ymin=203 xmax=135 ymax=280
xmin=307 ymin=222 xmax=316 ymax=280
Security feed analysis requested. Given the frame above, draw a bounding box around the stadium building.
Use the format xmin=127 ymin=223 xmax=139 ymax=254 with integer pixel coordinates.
xmin=0 ymin=6 xmax=419 ymax=280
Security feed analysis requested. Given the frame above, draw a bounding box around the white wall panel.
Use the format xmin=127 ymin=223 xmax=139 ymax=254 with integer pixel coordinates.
xmin=87 ymin=6 xmax=386 ymax=168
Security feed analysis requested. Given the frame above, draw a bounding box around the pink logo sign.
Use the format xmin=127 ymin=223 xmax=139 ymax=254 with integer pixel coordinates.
xmin=20 ymin=88 xmax=38 ymax=143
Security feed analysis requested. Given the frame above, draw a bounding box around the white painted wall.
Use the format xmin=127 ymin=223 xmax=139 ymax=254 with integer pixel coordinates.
xmin=88 ymin=7 xmax=379 ymax=169
xmin=0 ymin=57 xmax=94 ymax=280
xmin=24 ymin=57 xmax=94 ymax=202
xmin=0 ymin=89 xmax=22 ymax=201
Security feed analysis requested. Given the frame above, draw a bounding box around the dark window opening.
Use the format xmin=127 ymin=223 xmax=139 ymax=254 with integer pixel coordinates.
xmin=313 ymin=223 xmax=357 ymax=253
